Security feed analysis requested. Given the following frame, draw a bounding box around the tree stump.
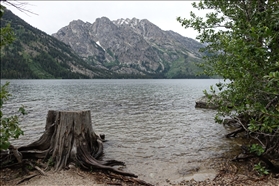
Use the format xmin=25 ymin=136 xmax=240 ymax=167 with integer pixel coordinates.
xmin=17 ymin=110 xmax=137 ymax=177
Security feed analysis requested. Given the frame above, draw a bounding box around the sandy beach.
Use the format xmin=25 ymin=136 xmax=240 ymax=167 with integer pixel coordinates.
xmin=1 ymin=157 xmax=278 ymax=186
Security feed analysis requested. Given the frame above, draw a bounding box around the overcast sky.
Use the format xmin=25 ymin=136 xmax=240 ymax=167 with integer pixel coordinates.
xmin=5 ymin=1 xmax=208 ymax=40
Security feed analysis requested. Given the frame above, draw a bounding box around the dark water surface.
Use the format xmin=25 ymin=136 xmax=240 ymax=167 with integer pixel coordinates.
xmin=2 ymin=79 xmax=237 ymax=185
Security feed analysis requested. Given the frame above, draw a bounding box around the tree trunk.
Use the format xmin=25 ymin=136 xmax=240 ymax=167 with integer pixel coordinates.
xmin=17 ymin=110 xmax=137 ymax=177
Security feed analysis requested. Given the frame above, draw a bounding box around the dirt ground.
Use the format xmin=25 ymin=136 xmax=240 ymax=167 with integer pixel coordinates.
xmin=1 ymin=157 xmax=278 ymax=186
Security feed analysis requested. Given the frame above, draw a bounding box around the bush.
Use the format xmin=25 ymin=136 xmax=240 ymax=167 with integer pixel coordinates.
xmin=0 ymin=82 xmax=26 ymax=150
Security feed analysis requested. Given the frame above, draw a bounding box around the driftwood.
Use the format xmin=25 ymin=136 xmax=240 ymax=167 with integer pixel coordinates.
xmin=1 ymin=110 xmax=146 ymax=184
xmin=16 ymin=174 xmax=39 ymax=185
xmin=226 ymin=127 xmax=245 ymax=138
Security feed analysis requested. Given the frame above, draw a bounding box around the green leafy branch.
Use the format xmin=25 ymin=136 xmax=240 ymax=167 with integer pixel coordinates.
xmin=0 ymin=82 xmax=26 ymax=150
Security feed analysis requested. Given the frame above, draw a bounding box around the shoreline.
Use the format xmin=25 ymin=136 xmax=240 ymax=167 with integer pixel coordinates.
xmin=1 ymin=155 xmax=278 ymax=186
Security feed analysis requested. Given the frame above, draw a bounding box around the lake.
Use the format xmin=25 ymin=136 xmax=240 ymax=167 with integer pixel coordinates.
xmin=2 ymin=79 xmax=237 ymax=185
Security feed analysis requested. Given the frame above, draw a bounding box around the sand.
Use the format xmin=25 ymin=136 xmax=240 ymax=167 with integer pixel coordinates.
xmin=1 ymin=157 xmax=279 ymax=186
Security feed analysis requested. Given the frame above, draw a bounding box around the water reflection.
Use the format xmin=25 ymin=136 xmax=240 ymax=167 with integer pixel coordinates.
xmin=2 ymin=79 xmax=236 ymax=184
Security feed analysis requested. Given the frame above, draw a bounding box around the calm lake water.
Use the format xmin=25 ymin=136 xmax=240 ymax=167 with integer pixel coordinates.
xmin=2 ymin=79 xmax=237 ymax=185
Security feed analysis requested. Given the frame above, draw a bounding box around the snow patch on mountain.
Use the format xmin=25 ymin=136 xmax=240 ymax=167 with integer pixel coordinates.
xmin=96 ymin=41 xmax=105 ymax=51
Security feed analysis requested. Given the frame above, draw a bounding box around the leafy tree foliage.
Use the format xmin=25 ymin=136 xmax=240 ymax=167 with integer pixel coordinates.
xmin=178 ymin=0 xmax=279 ymax=173
xmin=0 ymin=82 xmax=26 ymax=150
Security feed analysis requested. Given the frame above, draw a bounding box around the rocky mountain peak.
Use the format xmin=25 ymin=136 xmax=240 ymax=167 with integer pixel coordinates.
xmin=52 ymin=17 xmax=206 ymax=78
xmin=96 ymin=16 xmax=113 ymax=24
xmin=70 ymin=19 xmax=85 ymax=25
xmin=113 ymin=17 xmax=140 ymax=26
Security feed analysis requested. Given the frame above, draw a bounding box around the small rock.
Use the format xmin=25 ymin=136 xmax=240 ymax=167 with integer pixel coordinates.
xmin=149 ymin=173 xmax=154 ymax=178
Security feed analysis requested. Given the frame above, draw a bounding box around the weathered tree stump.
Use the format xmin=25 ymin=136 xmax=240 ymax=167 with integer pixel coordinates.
xmin=15 ymin=110 xmax=137 ymax=177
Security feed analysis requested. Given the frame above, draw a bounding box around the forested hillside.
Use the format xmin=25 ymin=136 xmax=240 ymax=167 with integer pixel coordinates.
xmin=0 ymin=10 xmax=113 ymax=79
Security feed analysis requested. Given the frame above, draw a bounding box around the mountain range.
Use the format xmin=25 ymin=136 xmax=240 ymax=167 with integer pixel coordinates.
xmin=1 ymin=10 xmax=207 ymax=79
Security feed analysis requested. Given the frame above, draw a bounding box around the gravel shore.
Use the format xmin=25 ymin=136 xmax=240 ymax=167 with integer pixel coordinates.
xmin=1 ymin=156 xmax=278 ymax=186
